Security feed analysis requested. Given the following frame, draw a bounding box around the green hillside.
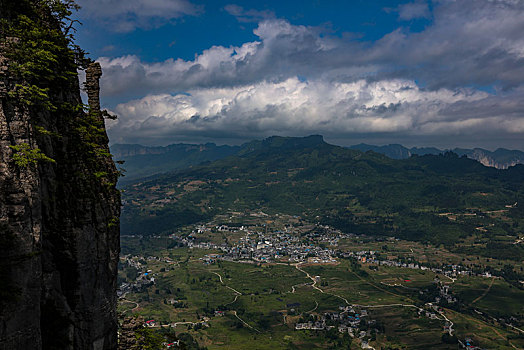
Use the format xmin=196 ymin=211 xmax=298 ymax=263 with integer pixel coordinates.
xmin=112 ymin=143 xmax=240 ymax=185
xmin=121 ymin=136 xmax=524 ymax=258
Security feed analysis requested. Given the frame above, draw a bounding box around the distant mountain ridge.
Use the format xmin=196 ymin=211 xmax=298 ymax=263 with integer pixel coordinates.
xmin=120 ymin=135 xmax=524 ymax=259
xmin=111 ymin=142 xmax=240 ymax=184
xmin=111 ymin=137 xmax=328 ymax=184
xmin=238 ymin=134 xmax=326 ymax=155
xmin=112 ymin=138 xmax=524 ymax=185
xmin=111 ymin=135 xmax=326 ymax=159
xmin=111 ymin=142 xmax=238 ymax=158
xmin=349 ymin=143 xmax=524 ymax=169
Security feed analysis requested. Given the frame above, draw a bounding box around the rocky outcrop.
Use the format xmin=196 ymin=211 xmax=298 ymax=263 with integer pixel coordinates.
xmin=464 ymin=148 xmax=524 ymax=169
xmin=118 ymin=316 xmax=146 ymax=350
xmin=349 ymin=143 xmax=524 ymax=169
xmin=0 ymin=3 xmax=120 ymax=349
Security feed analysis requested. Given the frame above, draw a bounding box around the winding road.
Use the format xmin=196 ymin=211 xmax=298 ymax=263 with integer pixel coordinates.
xmin=295 ymin=263 xmax=350 ymax=305
xmin=211 ymin=271 xmax=260 ymax=332
xmin=120 ymin=298 xmax=140 ymax=312
xmin=294 ymin=263 xmax=456 ymax=336
xmin=233 ymin=311 xmax=261 ymax=333
xmin=289 ymin=282 xmax=312 ymax=293
xmin=472 ymin=277 xmax=494 ymax=304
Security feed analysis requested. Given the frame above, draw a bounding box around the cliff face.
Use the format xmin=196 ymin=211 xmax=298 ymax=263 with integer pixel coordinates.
xmin=464 ymin=148 xmax=524 ymax=170
xmin=349 ymin=144 xmax=524 ymax=169
xmin=0 ymin=2 xmax=120 ymax=349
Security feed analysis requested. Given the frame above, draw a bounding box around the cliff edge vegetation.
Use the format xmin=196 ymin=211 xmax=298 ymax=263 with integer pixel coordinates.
xmin=0 ymin=1 xmax=120 ymax=349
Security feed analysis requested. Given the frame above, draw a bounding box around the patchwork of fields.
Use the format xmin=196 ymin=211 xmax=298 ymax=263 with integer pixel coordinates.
xmin=118 ymin=237 xmax=523 ymax=349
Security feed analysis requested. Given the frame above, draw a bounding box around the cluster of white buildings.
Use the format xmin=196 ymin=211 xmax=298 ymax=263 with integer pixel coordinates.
xmin=295 ymin=305 xmax=375 ymax=341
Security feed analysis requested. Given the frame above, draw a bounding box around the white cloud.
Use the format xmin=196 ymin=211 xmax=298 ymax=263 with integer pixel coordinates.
xmin=94 ymin=0 xmax=524 ymax=147
xmin=105 ymin=77 xmax=521 ymax=146
xmin=77 ymin=0 xmax=201 ymax=32
xmin=98 ymin=0 xmax=524 ymax=100
xmin=96 ymin=19 xmax=367 ymax=99
xmin=397 ymin=1 xmax=431 ymax=20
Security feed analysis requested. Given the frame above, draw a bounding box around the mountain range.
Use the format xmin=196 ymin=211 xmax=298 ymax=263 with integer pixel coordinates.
xmin=111 ymin=139 xmax=524 ymax=184
xmin=349 ymin=143 xmax=524 ymax=169
xmin=120 ymin=135 xmax=524 ymax=261
xmin=111 ymin=143 xmax=240 ymax=184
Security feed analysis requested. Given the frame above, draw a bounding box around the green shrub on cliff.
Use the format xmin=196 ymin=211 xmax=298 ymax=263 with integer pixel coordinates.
xmin=1 ymin=0 xmax=90 ymax=111
xmin=9 ymin=143 xmax=55 ymax=167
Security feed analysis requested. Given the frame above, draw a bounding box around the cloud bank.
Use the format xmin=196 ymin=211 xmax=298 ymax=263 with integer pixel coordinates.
xmin=94 ymin=0 xmax=524 ymax=148
xmin=106 ymin=78 xmax=524 ymax=147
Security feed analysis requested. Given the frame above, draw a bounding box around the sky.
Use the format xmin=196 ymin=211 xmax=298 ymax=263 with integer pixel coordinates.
xmin=73 ymin=0 xmax=524 ymax=150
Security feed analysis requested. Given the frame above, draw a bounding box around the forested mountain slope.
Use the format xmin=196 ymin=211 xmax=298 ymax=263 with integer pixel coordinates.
xmin=121 ymin=136 xmax=523 ymax=259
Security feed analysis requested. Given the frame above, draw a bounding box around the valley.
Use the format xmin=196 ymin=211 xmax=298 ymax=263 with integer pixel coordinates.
xmin=117 ymin=213 xmax=523 ymax=349
xmin=116 ymin=136 xmax=524 ymax=349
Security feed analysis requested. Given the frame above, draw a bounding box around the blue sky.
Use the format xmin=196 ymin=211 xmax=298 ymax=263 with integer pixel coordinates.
xmin=74 ymin=0 xmax=524 ymax=149
xmin=77 ymin=1 xmax=431 ymax=62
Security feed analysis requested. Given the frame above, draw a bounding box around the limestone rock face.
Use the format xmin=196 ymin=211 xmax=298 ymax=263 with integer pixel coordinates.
xmin=118 ymin=316 xmax=146 ymax=350
xmin=0 ymin=3 xmax=120 ymax=350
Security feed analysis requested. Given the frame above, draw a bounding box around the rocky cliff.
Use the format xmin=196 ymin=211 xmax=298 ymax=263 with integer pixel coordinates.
xmin=0 ymin=1 xmax=120 ymax=349
xmin=349 ymin=143 xmax=524 ymax=169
